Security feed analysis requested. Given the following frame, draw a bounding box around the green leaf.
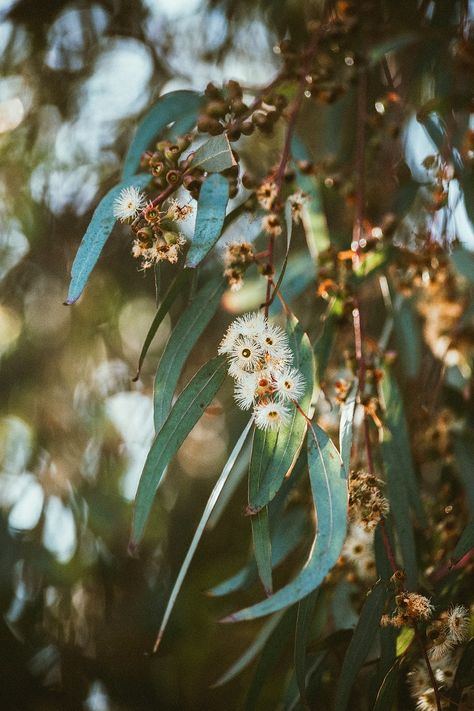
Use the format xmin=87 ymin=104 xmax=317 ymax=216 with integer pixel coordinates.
xmin=208 ymin=507 xmax=309 ymax=597
xmin=334 ymin=581 xmax=388 ymax=711
xmin=381 ymin=366 xmax=425 ymax=525
xmin=212 ymin=611 xmax=285 ymax=688
xmin=65 ymin=173 xmax=150 ymax=304
xmin=313 ymin=309 xmax=338 ymax=385
xmin=185 ymin=174 xmax=229 ymax=268
xmin=153 ymin=277 xmax=225 ymax=432
xmin=452 ymin=518 xmax=474 ymax=562
xmin=339 ymin=378 xmax=357 ymax=475
xmin=369 ymin=32 xmax=419 ymax=64
xmin=133 ymin=269 xmax=192 ymax=380
xmin=454 ymin=639 xmax=474 ymax=690
xmin=450 ymin=247 xmax=474 ymax=284
xmin=122 ymin=90 xmax=202 ymax=179
xmin=393 ymin=295 xmax=421 ymax=379
xmin=247 ymin=317 xmax=315 ymax=511
xmin=131 ymin=356 xmax=227 ymax=547
xmin=452 ymin=434 xmax=474 ymax=515
xmin=244 ymin=608 xmax=297 ymax=711
xmin=268 ymin=199 xmax=294 ymax=306
xmin=396 ymin=627 xmax=415 ymax=656
xmin=189 ymin=133 xmax=236 ymax=173
xmin=381 ymin=428 xmax=418 ymax=589
xmin=222 ymin=422 xmax=348 ymax=622
xmin=153 ymin=419 xmax=253 ymax=651
xmin=372 ymin=661 xmax=401 ymax=711
xmin=295 ymin=590 xmax=319 ymax=705
xmin=251 ymin=505 xmax=273 ymax=595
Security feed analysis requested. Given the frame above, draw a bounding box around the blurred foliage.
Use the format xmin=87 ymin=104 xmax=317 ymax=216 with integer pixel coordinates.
xmin=0 ymin=0 xmax=474 ymax=710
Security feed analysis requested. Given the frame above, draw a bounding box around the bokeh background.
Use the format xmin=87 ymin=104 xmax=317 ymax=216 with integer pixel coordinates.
xmin=1 ymin=1 xmax=474 ymax=709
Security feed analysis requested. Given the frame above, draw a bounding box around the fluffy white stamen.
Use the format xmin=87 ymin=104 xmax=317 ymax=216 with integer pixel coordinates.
xmin=254 ymin=401 xmax=291 ymax=430
xmin=113 ymin=186 xmax=146 ymax=222
xmin=274 ymin=367 xmax=305 ymax=401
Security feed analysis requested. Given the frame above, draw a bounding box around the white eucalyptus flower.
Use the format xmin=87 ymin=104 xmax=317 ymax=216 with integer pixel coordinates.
xmin=273 ymin=367 xmax=305 ymax=401
xmin=254 ymin=400 xmax=291 ymax=430
xmin=234 ymin=373 xmax=258 ymax=410
xmin=113 ymin=186 xmax=146 ymax=222
xmin=228 ymin=336 xmax=264 ymax=373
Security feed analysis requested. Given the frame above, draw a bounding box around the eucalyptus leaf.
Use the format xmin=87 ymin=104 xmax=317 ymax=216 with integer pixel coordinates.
xmin=334 ymin=581 xmax=387 ymax=711
xmin=222 ymin=422 xmax=347 ymax=622
xmin=185 ymin=173 xmax=229 ymax=268
xmin=122 ymin=90 xmax=202 ymax=178
xmin=339 ymin=378 xmax=357 ymax=475
xmin=452 ymin=518 xmax=474 ymax=562
xmin=131 ymin=356 xmax=227 ymax=547
xmin=294 ymin=590 xmax=319 ymax=705
xmin=65 ymin=173 xmax=150 ymax=304
xmin=189 ymin=133 xmax=236 ymax=173
xmin=153 ymin=277 xmax=225 ymax=432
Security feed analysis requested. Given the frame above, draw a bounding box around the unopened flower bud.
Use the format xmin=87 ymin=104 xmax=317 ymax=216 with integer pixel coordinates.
xmin=166 ymin=170 xmax=181 ymax=186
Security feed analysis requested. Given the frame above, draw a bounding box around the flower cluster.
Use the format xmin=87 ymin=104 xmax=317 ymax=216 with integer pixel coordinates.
xmin=113 ymin=189 xmax=191 ymax=269
xmin=341 ymin=523 xmax=376 ymax=581
xmin=348 ymin=470 xmax=389 ymax=532
xmin=407 ymin=605 xmax=472 ymax=710
xmin=218 ymin=312 xmax=305 ymax=430
xmin=223 ymin=241 xmax=255 ymax=291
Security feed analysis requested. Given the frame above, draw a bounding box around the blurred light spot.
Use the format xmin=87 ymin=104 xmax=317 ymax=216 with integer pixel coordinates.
xmin=344 ymin=56 xmax=354 ymax=66
xmin=178 ymin=406 xmax=228 ymax=478
xmin=46 ymin=5 xmax=109 ymax=71
xmin=92 ymin=359 xmax=129 ymax=398
xmin=0 ymin=97 xmax=24 ymax=132
xmin=8 ymin=478 xmax=44 ymax=530
xmin=24 ymin=276 xmax=70 ymax=341
xmin=118 ymin=297 xmax=170 ymax=361
xmin=375 ymin=101 xmax=385 ymax=114
xmin=143 ymin=0 xmax=201 ymax=18
xmin=0 ymin=416 xmax=33 ymax=479
xmin=0 ymin=304 xmax=21 ymax=355
xmin=0 ymin=219 xmax=29 ymax=281
xmin=106 ymin=392 xmax=154 ymax=500
xmin=42 ymin=496 xmax=76 ymax=563
xmin=371 ymin=227 xmax=383 ymax=238
xmin=85 ymin=681 xmax=111 ymax=711
xmin=30 ymin=163 xmax=100 ymax=215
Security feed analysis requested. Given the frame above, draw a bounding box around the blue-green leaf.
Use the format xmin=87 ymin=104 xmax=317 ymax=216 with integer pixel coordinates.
xmin=451 ymin=247 xmax=474 ymax=283
xmin=208 ymin=507 xmax=309 ymax=597
xmin=452 ymin=434 xmax=474 ymax=515
xmin=334 ymin=581 xmax=388 ymax=711
xmin=381 ymin=366 xmax=425 ymax=525
xmin=295 ymin=590 xmax=319 ymax=705
xmin=122 ymin=90 xmax=202 ymax=179
xmin=189 ymin=133 xmax=236 ymax=173
xmin=185 ymin=174 xmax=229 ymax=268
xmin=222 ymin=422 xmax=348 ymax=622
xmin=247 ymin=317 xmax=315 ymax=512
xmin=452 ymin=518 xmax=474 ymax=562
xmin=251 ymin=504 xmax=273 ymax=595
xmin=153 ymin=419 xmax=252 ymax=651
xmin=133 ymin=269 xmax=192 ymax=380
xmin=153 ymin=277 xmax=225 ymax=432
xmin=65 ymin=173 xmax=150 ymax=304
xmin=339 ymin=378 xmax=357 ymax=475
xmin=131 ymin=356 xmax=226 ymax=548
xmin=372 ymin=661 xmax=401 ymax=711
xmin=212 ymin=611 xmax=285 ymax=688
xmin=393 ymin=295 xmax=421 ymax=379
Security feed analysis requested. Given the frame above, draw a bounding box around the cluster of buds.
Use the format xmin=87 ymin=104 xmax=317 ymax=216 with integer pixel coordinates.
xmin=218 ymin=312 xmax=305 ymax=430
xmin=140 ymin=135 xmax=208 ymax=201
xmin=197 ymin=80 xmax=288 ymax=142
xmin=348 ymin=470 xmax=389 ymax=531
xmin=223 ymin=241 xmax=255 ymax=291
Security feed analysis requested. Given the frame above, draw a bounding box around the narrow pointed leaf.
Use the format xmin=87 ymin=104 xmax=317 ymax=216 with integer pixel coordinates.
xmin=381 ymin=429 xmax=418 ymax=589
xmin=452 ymin=518 xmax=474 ymax=562
xmin=452 ymin=434 xmax=474 ymax=515
xmin=334 ymin=581 xmax=388 ymax=711
xmin=65 ymin=173 xmax=150 ymax=304
xmin=131 ymin=356 xmax=227 ymax=547
xmin=208 ymin=507 xmax=309 ymax=597
xmin=248 ymin=317 xmax=315 ymax=511
xmin=339 ymin=378 xmax=357 ymax=475
xmin=268 ymin=199 xmax=293 ymax=306
xmin=153 ymin=419 xmax=252 ymax=651
xmin=372 ymin=661 xmax=401 ymax=711
xmin=212 ymin=611 xmax=285 ymax=688
xmin=189 ymin=133 xmax=236 ymax=173
xmin=244 ymin=608 xmax=297 ymax=711
xmin=381 ymin=366 xmax=425 ymax=525
xmin=295 ymin=590 xmax=319 ymax=705
xmin=251 ymin=505 xmax=273 ymax=595
xmin=393 ymin=296 xmax=421 ymax=379
xmin=223 ymin=422 xmax=348 ymax=622
xmin=122 ymin=90 xmax=202 ymax=178
xmin=185 ymin=174 xmax=229 ymax=268
xmin=153 ymin=277 xmax=225 ymax=432
xmin=133 ymin=269 xmax=192 ymax=380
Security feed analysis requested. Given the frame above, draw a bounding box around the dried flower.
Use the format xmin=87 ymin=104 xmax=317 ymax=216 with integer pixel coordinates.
xmin=288 ymin=191 xmax=307 ymax=224
xmin=445 ymin=605 xmax=471 ymax=644
xmin=113 ymin=186 xmax=147 ymax=222
xmin=348 ymin=470 xmax=389 ymax=531
xmin=165 ymin=198 xmax=193 ymax=221
xmin=256 ymin=179 xmax=278 ymax=210
xmin=262 ymin=213 xmax=282 ymax=237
